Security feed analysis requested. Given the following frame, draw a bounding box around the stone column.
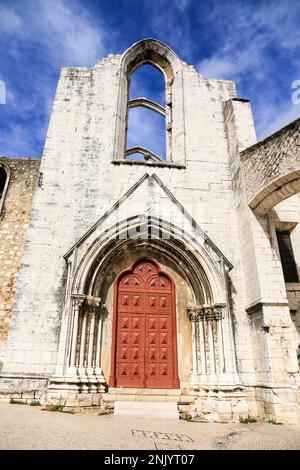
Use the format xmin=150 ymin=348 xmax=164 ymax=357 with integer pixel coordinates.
xmin=188 ymin=310 xmax=199 ymax=385
xmin=79 ymin=312 xmax=87 ymax=367
xmin=88 ymin=313 xmax=95 ymax=367
xmin=199 ymin=315 xmax=207 ymax=378
xmin=187 ymin=304 xmax=227 ymax=387
xmin=47 ymin=293 xmax=86 ymax=400
xmin=84 ymin=296 xmax=102 ymax=393
xmin=206 ymin=307 xmax=217 ymax=383
xmin=69 ymin=296 xmax=85 ymax=373
xmin=78 ymin=304 xmax=88 ymax=392
xmin=48 ymin=294 xmax=106 ymax=401
xmin=94 ymin=305 xmax=106 ymax=392
xmin=216 ymin=308 xmax=225 ymax=374
xmin=94 ymin=312 xmax=103 ymax=368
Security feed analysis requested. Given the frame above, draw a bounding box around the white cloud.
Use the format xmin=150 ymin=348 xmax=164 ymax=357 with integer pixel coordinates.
xmin=200 ymin=57 xmax=238 ymax=79
xmin=0 ymin=5 xmax=23 ymax=35
xmin=256 ymin=102 xmax=300 ymax=140
xmin=149 ymin=3 xmax=193 ymax=61
xmin=198 ymin=1 xmax=300 ymax=80
xmin=199 ymin=43 xmax=266 ymax=81
xmin=0 ymin=0 xmax=109 ymax=156
xmin=174 ymin=0 xmax=190 ymax=12
xmin=197 ymin=0 xmax=300 ymax=138
xmin=1 ymin=0 xmax=106 ymax=67
xmin=32 ymin=0 xmax=105 ymax=66
xmin=0 ymin=123 xmax=40 ymax=156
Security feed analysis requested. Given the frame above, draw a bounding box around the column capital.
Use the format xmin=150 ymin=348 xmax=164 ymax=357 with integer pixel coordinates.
xmin=187 ymin=304 xmax=226 ymax=321
xmin=187 ymin=309 xmax=199 ymax=322
xmin=84 ymin=295 xmax=104 ymax=315
xmin=70 ymin=294 xmax=104 ymax=314
xmin=71 ymin=294 xmax=86 ymax=308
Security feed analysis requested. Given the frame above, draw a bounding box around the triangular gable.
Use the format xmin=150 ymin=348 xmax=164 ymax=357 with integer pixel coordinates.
xmin=64 ymin=173 xmax=232 ymax=269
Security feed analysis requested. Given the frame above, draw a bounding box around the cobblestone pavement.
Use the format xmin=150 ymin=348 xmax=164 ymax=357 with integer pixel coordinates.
xmin=0 ymin=403 xmax=299 ymax=450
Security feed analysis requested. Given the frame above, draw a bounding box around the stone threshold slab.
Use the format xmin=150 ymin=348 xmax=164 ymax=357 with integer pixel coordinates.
xmin=114 ymin=401 xmax=179 ymax=419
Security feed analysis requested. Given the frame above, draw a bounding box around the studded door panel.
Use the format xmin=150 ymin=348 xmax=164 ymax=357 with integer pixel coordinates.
xmin=115 ymin=259 xmax=178 ymax=389
xmin=116 ymin=311 xmax=145 ymax=387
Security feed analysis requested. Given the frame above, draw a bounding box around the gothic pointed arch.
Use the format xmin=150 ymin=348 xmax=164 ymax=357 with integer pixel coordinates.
xmin=113 ymin=39 xmax=186 ymax=166
xmin=54 ymin=216 xmax=239 ymax=393
xmin=63 ymin=172 xmax=233 ymax=306
xmin=68 ymin=215 xmax=227 ymax=307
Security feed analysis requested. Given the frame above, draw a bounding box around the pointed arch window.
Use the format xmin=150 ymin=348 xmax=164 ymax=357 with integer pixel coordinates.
xmin=125 ymin=63 xmax=172 ymax=163
xmin=0 ymin=163 xmax=9 ymax=215
xmin=113 ymin=39 xmax=186 ymax=167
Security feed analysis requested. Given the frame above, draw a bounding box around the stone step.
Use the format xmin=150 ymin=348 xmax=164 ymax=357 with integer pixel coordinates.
xmin=114 ymin=401 xmax=179 ymax=419
xmin=108 ymin=387 xmax=182 ymax=395
xmin=102 ymin=388 xmax=194 ymax=404
xmin=104 ymin=394 xmax=182 ymax=402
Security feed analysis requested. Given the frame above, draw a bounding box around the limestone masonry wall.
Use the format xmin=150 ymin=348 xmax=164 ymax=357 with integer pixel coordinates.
xmin=0 ymin=157 xmax=40 ymax=362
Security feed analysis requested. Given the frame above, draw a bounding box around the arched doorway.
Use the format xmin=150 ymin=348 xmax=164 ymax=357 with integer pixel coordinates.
xmin=109 ymin=257 xmax=180 ymax=389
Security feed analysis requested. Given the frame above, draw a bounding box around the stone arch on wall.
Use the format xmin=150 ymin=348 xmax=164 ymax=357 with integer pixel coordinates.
xmin=121 ymin=38 xmax=181 ymax=78
xmin=113 ymin=39 xmax=186 ymax=166
xmin=72 ymin=216 xmax=224 ymax=306
xmin=240 ymin=119 xmax=300 ymax=216
xmin=80 ymin=238 xmax=197 ymax=388
xmin=249 ymin=170 xmax=300 ymax=216
xmin=50 ymin=215 xmax=241 ymax=394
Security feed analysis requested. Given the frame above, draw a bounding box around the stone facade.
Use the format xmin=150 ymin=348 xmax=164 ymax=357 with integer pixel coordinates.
xmin=0 ymin=157 xmax=40 ymax=364
xmin=271 ymin=193 xmax=300 ymax=366
xmin=0 ymin=39 xmax=299 ymax=424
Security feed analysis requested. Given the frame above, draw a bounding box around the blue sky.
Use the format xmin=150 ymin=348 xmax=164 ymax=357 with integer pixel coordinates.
xmin=0 ymin=0 xmax=300 ymax=157
xmin=127 ymin=64 xmax=166 ymax=158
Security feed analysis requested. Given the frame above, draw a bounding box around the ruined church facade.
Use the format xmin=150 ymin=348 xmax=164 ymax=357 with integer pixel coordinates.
xmin=0 ymin=39 xmax=300 ymax=423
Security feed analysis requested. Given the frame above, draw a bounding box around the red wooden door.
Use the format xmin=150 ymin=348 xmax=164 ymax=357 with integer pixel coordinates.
xmin=110 ymin=258 xmax=179 ymax=389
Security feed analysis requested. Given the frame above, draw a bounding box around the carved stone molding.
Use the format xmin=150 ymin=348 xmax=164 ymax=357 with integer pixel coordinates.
xmin=84 ymin=295 xmax=103 ymax=315
xmin=245 ymin=299 xmax=289 ymax=315
xmin=71 ymin=294 xmax=104 ymax=315
xmin=71 ymin=294 xmax=86 ymax=309
xmin=187 ymin=303 xmax=226 ymax=322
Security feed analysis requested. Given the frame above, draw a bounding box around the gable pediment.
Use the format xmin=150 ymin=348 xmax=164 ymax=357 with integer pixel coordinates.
xmin=64 ymin=173 xmax=232 ymax=270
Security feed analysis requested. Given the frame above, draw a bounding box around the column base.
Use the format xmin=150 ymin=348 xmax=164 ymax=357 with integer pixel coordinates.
xmin=190 ymin=372 xmax=243 ymax=388
xmin=47 ymin=367 xmax=107 ymax=405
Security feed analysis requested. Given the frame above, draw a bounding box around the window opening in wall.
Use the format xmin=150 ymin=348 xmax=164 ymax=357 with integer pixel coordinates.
xmin=276 ymin=230 xmax=299 ymax=283
xmin=0 ymin=166 xmax=7 ymax=201
xmin=125 ymin=64 xmax=168 ymax=162
xmin=129 ymin=63 xmax=165 ymax=106
xmin=126 ymin=107 xmax=166 ymax=160
xmin=0 ymin=165 xmax=9 ymax=216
